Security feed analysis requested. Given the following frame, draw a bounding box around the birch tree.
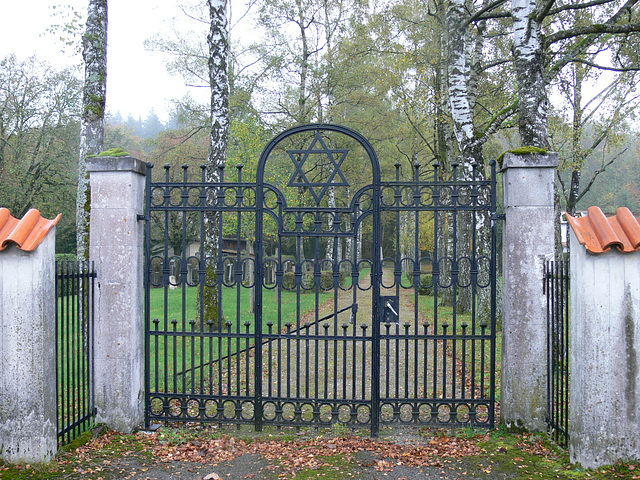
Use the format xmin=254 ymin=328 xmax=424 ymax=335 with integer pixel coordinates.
xmin=512 ymin=0 xmax=640 ymax=148
xmin=444 ymin=0 xmax=514 ymax=312
xmin=76 ymin=0 xmax=107 ymax=260
xmin=511 ymin=0 xmax=548 ymax=147
xmin=202 ymin=0 xmax=230 ymax=328
xmin=510 ymin=0 xmax=640 ymax=257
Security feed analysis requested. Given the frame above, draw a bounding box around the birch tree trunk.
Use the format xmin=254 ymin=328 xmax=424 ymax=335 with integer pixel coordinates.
xmin=326 ymin=186 xmax=335 ymax=263
xmin=512 ymin=0 xmax=549 ymax=148
xmin=76 ymin=0 xmax=107 ymax=261
xmin=446 ymin=0 xmax=485 ymax=313
xmin=435 ymin=0 xmax=455 ymax=168
xmin=203 ymin=0 xmax=229 ymax=329
xmin=433 ymin=0 xmax=454 ymax=307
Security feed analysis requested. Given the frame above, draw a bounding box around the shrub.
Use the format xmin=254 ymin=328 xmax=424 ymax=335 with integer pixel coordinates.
xmin=301 ymin=271 xmax=314 ymax=290
xmin=339 ymin=270 xmax=348 ymax=288
xmin=320 ymin=271 xmax=334 ymax=290
xmin=282 ymin=271 xmax=296 ymax=290
xmin=418 ymin=274 xmax=433 ymax=296
xmin=56 ymin=253 xmax=78 ymax=263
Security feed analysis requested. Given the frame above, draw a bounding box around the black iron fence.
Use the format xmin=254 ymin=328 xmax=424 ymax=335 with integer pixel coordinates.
xmin=55 ymin=260 xmax=97 ymax=446
xmin=144 ymin=124 xmax=498 ymax=435
xmin=544 ymin=260 xmax=570 ymax=447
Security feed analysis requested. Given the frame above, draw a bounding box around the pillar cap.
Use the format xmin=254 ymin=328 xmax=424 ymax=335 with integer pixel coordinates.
xmin=86 ymin=155 xmax=146 ymax=175
xmin=501 ymin=151 xmax=559 ymax=170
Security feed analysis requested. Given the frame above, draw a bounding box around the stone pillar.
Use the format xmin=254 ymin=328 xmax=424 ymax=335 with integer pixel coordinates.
xmin=88 ymin=155 xmax=146 ymax=433
xmin=569 ymin=231 xmax=640 ymax=468
xmin=0 ymin=230 xmax=57 ymax=462
xmin=501 ymin=152 xmax=558 ymax=431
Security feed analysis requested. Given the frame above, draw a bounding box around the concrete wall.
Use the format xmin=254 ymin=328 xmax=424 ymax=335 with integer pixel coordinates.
xmin=570 ymin=230 xmax=640 ymax=468
xmin=88 ymin=155 xmax=146 ymax=433
xmin=501 ymin=152 xmax=558 ymax=431
xmin=0 ymin=234 xmax=57 ymax=462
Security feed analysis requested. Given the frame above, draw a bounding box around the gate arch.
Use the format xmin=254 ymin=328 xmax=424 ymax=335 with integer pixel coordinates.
xmin=254 ymin=124 xmax=384 ymax=433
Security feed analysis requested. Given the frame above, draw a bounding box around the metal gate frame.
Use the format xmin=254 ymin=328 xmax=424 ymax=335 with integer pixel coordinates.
xmin=144 ymin=124 xmax=498 ymax=435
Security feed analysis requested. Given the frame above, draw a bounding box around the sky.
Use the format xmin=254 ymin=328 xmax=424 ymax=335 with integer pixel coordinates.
xmin=0 ymin=0 xmax=211 ymax=122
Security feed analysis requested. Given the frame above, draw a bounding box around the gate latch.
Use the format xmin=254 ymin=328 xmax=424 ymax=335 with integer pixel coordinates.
xmin=380 ymin=296 xmax=399 ymax=323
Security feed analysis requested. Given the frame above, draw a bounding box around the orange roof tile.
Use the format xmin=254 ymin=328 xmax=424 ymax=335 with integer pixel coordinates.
xmin=566 ymin=206 xmax=640 ymax=254
xmin=0 ymin=208 xmax=61 ymax=252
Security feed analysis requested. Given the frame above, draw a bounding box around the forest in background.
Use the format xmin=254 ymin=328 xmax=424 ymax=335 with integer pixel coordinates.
xmin=0 ymin=0 xmax=638 ymax=255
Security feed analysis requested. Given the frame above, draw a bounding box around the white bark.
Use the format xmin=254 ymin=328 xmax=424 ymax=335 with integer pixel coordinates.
xmin=203 ymin=0 xmax=229 ymax=328
xmin=208 ymin=0 xmax=229 ymax=176
xmin=512 ymin=0 xmax=549 ymax=147
xmin=326 ymin=186 xmax=335 ymax=262
xmin=447 ymin=0 xmax=485 ymax=163
xmin=447 ymin=0 xmax=475 ymax=152
xmin=446 ymin=0 xmax=493 ymax=312
xmin=76 ymin=0 xmax=107 ymax=260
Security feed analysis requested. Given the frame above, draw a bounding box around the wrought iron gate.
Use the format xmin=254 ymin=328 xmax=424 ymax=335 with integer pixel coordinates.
xmin=144 ymin=124 xmax=498 ymax=435
xmin=545 ymin=260 xmax=570 ymax=447
xmin=56 ymin=260 xmax=97 ymax=445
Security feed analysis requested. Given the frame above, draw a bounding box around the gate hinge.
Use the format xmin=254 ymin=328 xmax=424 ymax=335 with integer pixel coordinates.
xmin=492 ymin=213 xmax=506 ymax=221
xmin=137 ymin=213 xmax=147 ymax=221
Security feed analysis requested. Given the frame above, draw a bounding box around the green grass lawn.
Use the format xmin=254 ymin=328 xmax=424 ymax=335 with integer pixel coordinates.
xmin=145 ymin=268 xmax=374 ymax=395
xmin=147 ymin=284 xmax=328 ymax=331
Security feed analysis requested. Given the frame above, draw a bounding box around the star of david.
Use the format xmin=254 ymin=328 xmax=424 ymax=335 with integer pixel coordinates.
xmin=287 ymin=132 xmax=350 ymax=204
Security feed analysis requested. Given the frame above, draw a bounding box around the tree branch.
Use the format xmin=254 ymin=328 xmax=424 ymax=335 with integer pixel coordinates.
xmin=546 ymin=0 xmax=640 ymax=78
xmin=571 ymin=58 xmax=640 ymax=72
xmin=480 ymin=101 xmax=518 ymax=138
xmin=547 ymin=23 xmax=640 ymax=45
xmin=575 ymin=148 xmax=626 ymax=205
xmin=465 ymin=0 xmax=509 ymax=25
xmin=403 ymin=108 xmax=436 ymax=158
xmin=547 ymin=0 xmax=619 ymax=16
xmin=474 ymin=11 xmax=512 ymax=21
xmin=535 ymin=0 xmax=558 ymax=23
xmin=556 ymin=169 xmax=568 ymax=200
xmin=482 ymin=57 xmax=511 ymax=70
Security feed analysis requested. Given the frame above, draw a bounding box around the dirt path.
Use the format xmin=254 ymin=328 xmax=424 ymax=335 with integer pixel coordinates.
xmin=260 ymin=266 xmax=473 ymax=411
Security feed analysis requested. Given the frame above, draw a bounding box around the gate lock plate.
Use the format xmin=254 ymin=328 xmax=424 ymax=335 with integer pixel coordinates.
xmin=380 ymin=296 xmax=399 ymax=323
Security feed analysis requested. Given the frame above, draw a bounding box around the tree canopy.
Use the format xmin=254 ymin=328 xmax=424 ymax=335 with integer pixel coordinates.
xmin=0 ymin=0 xmax=639 ymax=258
